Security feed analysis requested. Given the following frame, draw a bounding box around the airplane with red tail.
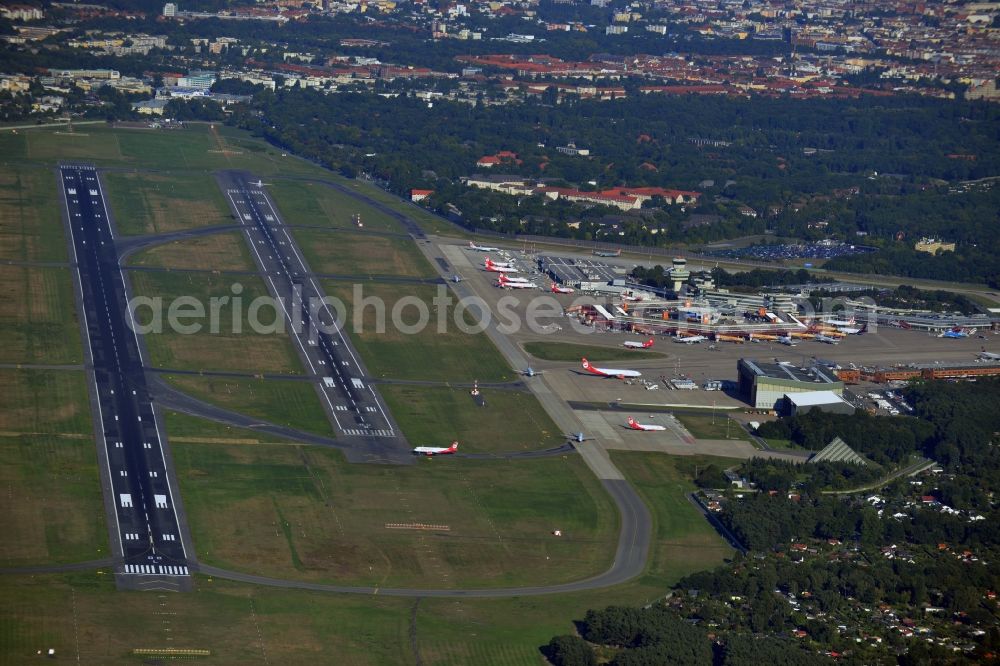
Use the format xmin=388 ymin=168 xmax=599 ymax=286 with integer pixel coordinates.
xmin=413 ymin=441 xmax=459 ymax=456
xmin=498 ymin=274 xmax=538 ymax=289
xmin=551 ymin=283 xmax=575 ymax=294
xmin=484 ymin=257 xmax=518 ymax=273
xmin=581 ymin=358 xmax=641 ymax=379
xmin=623 ymin=338 xmax=655 ymax=350
xmin=627 ymin=417 xmax=666 ymax=431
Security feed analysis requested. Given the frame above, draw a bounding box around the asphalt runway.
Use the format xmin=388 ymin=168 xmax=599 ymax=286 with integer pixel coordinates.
xmin=216 ymin=171 xmax=407 ymax=458
xmin=60 ymin=165 xmax=192 ymax=589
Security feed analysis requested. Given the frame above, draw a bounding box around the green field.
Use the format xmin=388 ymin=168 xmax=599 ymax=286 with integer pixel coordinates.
xmin=269 ymin=178 xmax=405 ymax=233
xmin=335 ymin=177 xmax=461 ymax=236
xmin=104 ymin=171 xmax=234 ymax=236
xmin=522 ymin=340 xmax=667 ymax=363
xmin=612 ymin=452 xmax=736 ymax=588
xmin=0 ymin=265 xmax=82 ymax=364
xmin=0 ymin=165 xmax=67 ymax=263
xmin=293 ymin=227 xmax=435 ymax=279
xmin=164 ymin=410 xmax=307 ymax=446
xmin=0 ymin=452 xmax=732 ymax=664
xmin=126 ymin=230 xmax=255 ymax=272
xmin=382 ymin=384 xmax=562 ymax=454
xmin=163 ymin=375 xmax=332 ymax=437
xmin=173 ymin=440 xmax=616 ymax=589
xmin=674 ymin=413 xmax=749 ymax=442
xmin=325 ymin=282 xmax=512 ymax=382
xmin=0 ymin=369 xmax=106 ymax=566
xmin=0 ymin=124 xmax=327 ymax=176
xmin=129 ymin=270 xmax=304 ymax=374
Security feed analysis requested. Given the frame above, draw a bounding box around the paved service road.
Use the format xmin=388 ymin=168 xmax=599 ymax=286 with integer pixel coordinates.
xmin=197 ymin=478 xmax=649 ymax=597
xmin=216 ymin=171 xmax=406 ymax=460
xmin=60 ymin=165 xmax=193 ymax=589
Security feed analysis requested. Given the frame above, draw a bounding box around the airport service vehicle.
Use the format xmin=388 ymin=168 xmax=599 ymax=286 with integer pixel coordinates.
xmin=497 ymin=274 xmax=538 ymax=289
xmin=674 ymin=334 xmax=708 ymax=344
xmin=469 ymin=241 xmax=500 ymax=252
xmin=551 ymin=283 xmax=575 ymax=294
xmin=623 ymin=338 xmax=655 ymax=350
xmin=816 ymin=334 xmax=840 ymax=344
xmin=581 ymin=358 xmax=642 ymax=379
xmin=484 ymin=257 xmax=518 ymax=272
xmin=627 ymin=417 xmax=666 ymax=432
xmin=413 ymin=441 xmax=459 ymax=456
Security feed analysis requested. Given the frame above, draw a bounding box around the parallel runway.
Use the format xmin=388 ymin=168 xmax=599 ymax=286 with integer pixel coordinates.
xmin=59 ymin=165 xmax=191 ymax=588
xmin=216 ymin=171 xmax=404 ymax=457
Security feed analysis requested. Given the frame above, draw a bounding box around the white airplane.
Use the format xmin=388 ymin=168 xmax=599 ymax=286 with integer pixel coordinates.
xmin=777 ymin=335 xmax=798 ymax=346
xmin=520 ymin=366 xmax=544 ymax=377
xmin=413 ymin=441 xmax=459 ymax=456
xmin=497 ymin=273 xmax=530 ymax=283
xmin=623 ymin=338 xmax=655 ymax=349
xmin=978 ymin=351 xmax=1000 ymax=361
xmin=250 ymin=179 xmax=271 ymax=188
xmin=674 ymin=334 xmax=708 ymax=344
xmin=581 ymin=358 xmax=641 ymax=379
xmin=551 ymin=283 xmax=575 ymax=294
xmin=484 ymin=257 xmax=517 ymax=272
xmin=826 ymin=316 xmax=856 ymax=328
xmin=627 ymin=417 xmax=666 ymax=432
xmin=468 ymin=241 xmax=500 ymax=252
xmin=816 ymin=334 xmax=840 ymax=344
xmin=497 ymin=274 xmax=537 ymax=289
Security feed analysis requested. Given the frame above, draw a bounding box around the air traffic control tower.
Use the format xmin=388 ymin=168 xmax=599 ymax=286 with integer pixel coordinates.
xmin=669 ymin=257 xmax=690 ymax=292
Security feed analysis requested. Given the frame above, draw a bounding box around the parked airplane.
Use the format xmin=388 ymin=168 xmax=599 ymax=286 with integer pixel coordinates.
xmin=939 ymin=327 xmax=974 ymax=339
xmin=623 ymin=338 xmax=655 ymax=349
xmin=413 ymin=441 xmax=459 ymax=456
xmin=826 ymin=316 xmax=856 ymax=328
xmin=816 ymin=334 xmax=840 ymax=344
xmin=484 ymin=257 xmax=517 ymax=272
xmin=581 ymin=358 xmax=642 ymax=379
xmin=469 ymin=241 xmax=500 ymax=252
xmin=777 ymin=335 xmax=798 ymax=346
xmin=551 ymin=283 xmax=575 ymax=294
xmin=627 ymin=417 xmax=666 ymax=432
xmin=496 ymin=273 xmax=530 ymax=283
xmin=674 ymin=334 xmax=708 ymax=344
xmin=498 ymin=274 xmax=538 ymax=289
xmin=978 ymin=351 xmax=1000 ymax=361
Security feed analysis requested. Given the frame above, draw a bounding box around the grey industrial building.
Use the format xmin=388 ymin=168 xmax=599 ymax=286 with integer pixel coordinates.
xmin=538 ymin=255 xmax=627 ymax=291
xmin=737 ymin=358 xmax=844 ymax=411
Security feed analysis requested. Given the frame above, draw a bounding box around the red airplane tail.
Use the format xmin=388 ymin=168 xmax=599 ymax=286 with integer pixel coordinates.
xmin=643 ymin=338 xmax=654 ymax=348
xmin=447 ymin=441 xmax=458 ymax=452
xmin=582 ymin=358 xmax=600 ymax=375
xmin=627 ymin=417 xmax=640 ymax=430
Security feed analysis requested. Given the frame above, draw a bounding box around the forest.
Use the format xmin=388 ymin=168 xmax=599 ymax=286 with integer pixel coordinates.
xmin=545 ymin=379 xmax=1000 ymax=664
xmin=232 ymin=87 xmax=1000 ymax=282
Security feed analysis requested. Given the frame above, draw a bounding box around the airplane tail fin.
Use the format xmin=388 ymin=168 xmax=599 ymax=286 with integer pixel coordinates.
xmin=627 ymin=417 xmax=638 ymax=429
xmin=581 ymin=358 xmax=590 ymax=370
xmin=644 ymin=338 xmax=654 ymax=348
xmin=448 ymin=441 xmax=458 ymax=452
